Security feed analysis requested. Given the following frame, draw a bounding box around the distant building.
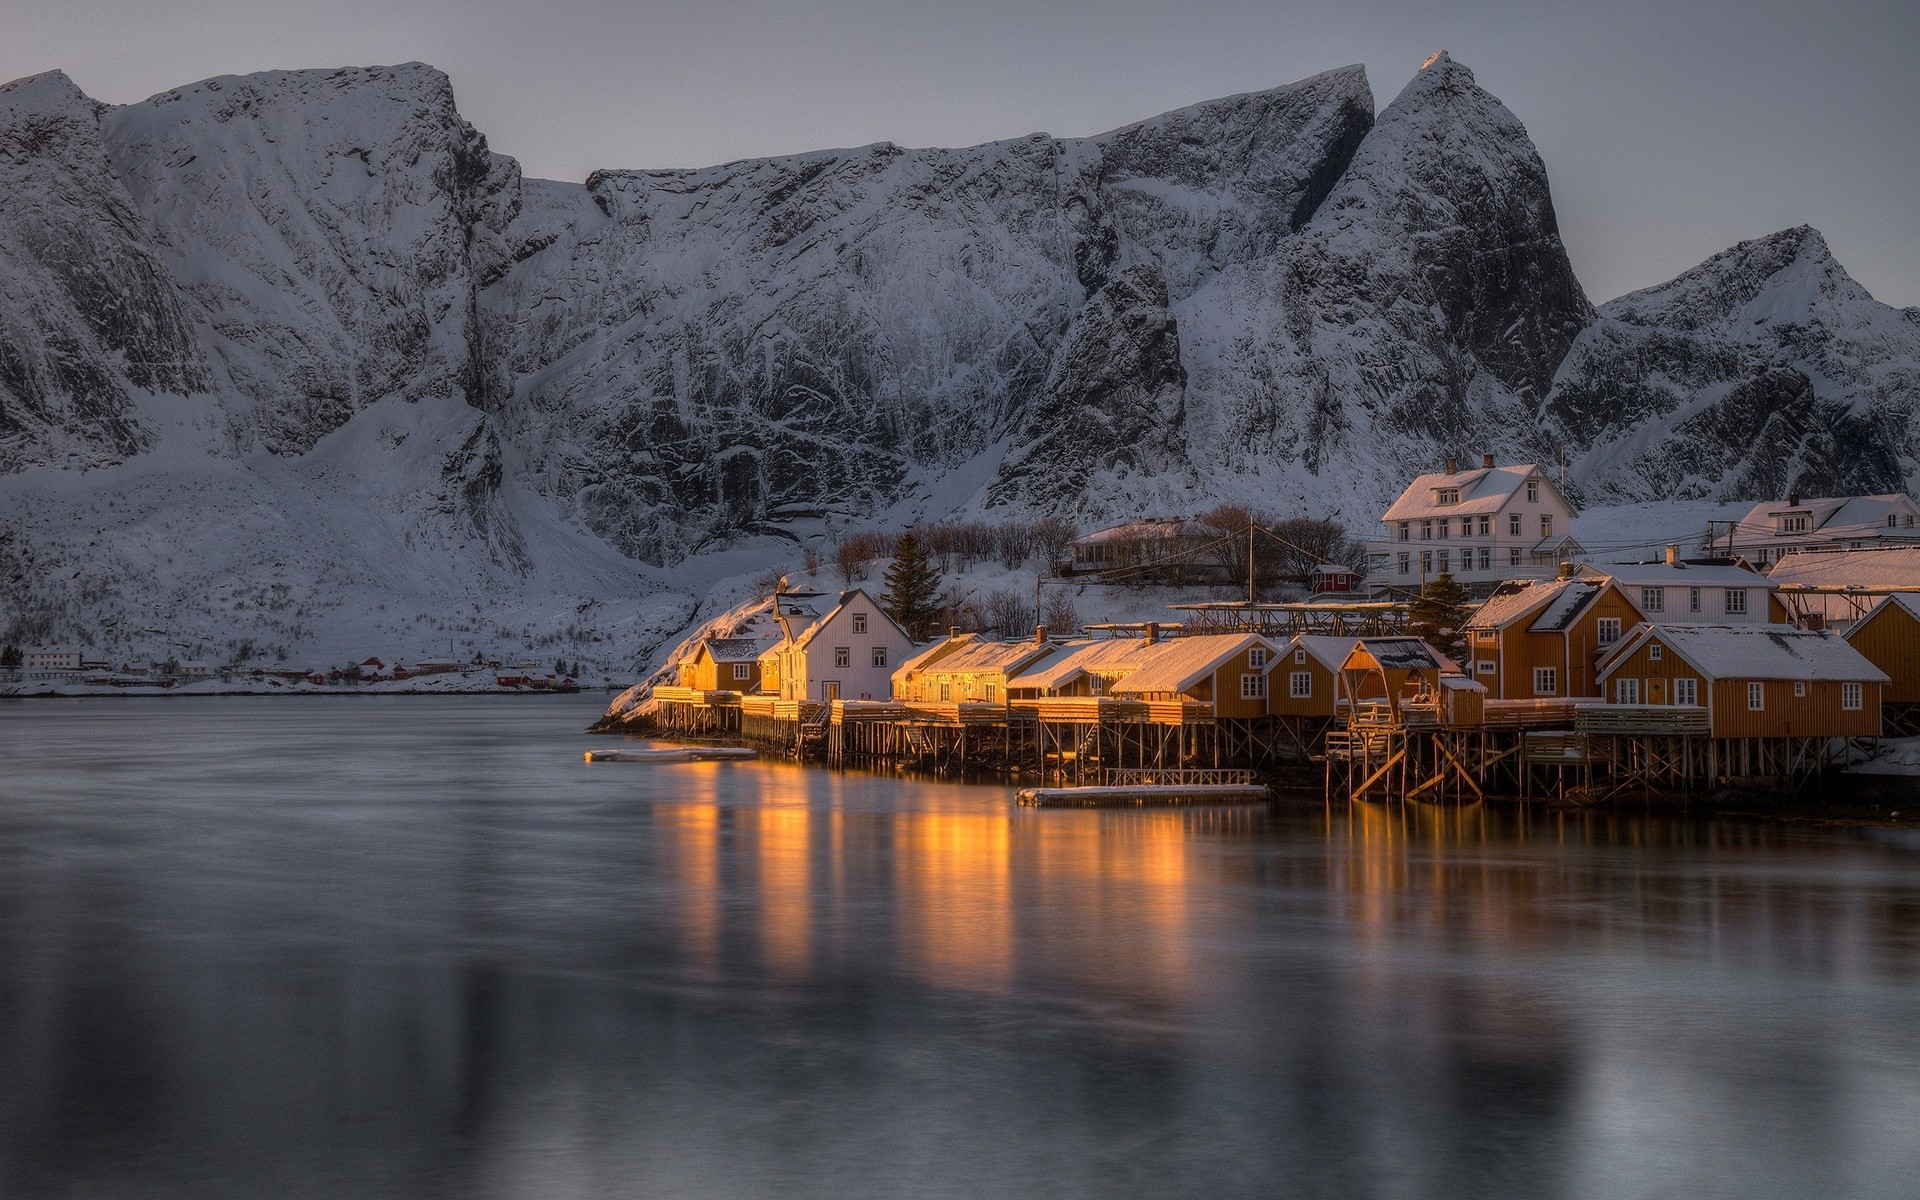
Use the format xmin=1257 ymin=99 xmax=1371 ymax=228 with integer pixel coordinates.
xmin=678 ymin=634 xmax=778 ymax=693
xmin=22 ymin=647 xmax=84 ymax=671
xmin=1728 ymin=492 xmax=1920 ymax=566
xmin=1764 ymin=545 xmax=1920 ymax=627
xmin=1575 ymin=554 xmax=1782 ymax=626
xmin=891 ymin=631 xmax=1060 ymax=706
xmin=1369 ymin=456 xmax=1582 ymax=593
xmin=1066 ymin=518 xmax=1219 ymax=580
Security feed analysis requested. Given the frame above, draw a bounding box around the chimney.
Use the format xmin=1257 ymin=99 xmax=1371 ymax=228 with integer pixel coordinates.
xmin=1557 ymin=561 xmax=1577 ymax=580
xmin=1482 ymin=453 xmax=1495 ymax=469
xmin=1035 ymin=624 xmax=1048 ymax=645
xmin=1788 ymin=491 xmax=1800 ymax=507
xmin=1665 ymin=544 xmax=1680 ymax=567
xmin=1445 ymin=455 xmax=1458 ymax=474
xmin=1145 ymin=622 xmax=1159 ymax=644
xmin=1803 ymin=612 xmax=1826 ymax=632
xmin=948 ymin=626 xmax=960 ymax=640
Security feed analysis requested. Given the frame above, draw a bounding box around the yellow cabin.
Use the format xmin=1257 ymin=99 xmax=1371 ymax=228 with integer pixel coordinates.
xmin=677 ymin=636 xmax=772 ymax=692
xmin=1108 ymin=634 xmax=1280 ymax=718
xmin=1464 ymin=575 xmax=1645 ymax=700
xmin=1595 ymin=624 xmax=1885 ymax=739
xmin=1267 ymin=636 xmax=1357 ymax=718
xmin=1843 ymin=593 xmax=1920 ymax=704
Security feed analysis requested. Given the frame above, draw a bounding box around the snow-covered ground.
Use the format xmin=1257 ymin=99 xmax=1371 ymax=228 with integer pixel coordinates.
xmin=1570 ymin=499 xmax=1753 ymax=562
xmin=1851 ymin=737 xmax=1920 ymax=777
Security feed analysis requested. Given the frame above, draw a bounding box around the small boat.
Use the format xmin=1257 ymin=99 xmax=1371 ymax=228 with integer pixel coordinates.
xmin=584 ymin=746 xmax=759 ymax=764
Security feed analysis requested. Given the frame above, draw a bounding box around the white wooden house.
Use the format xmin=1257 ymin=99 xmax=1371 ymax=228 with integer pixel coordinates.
xmin=1728 ymin=492 xmax=1920 ymax=566
xmin=758 ymin=589 xmax=919 ymax=703
xmin=1368 ymin=456 xmax=1581 ymax=593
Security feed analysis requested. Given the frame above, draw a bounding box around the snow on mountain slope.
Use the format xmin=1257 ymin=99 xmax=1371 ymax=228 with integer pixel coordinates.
xmin=0 ymin=71 xmax=208 ymax=471
xmin=102 ymin=63 xmax=521 ymax=456
xmin=482 ymin=66 xmax=1374 ymax=563
xmin=1549 ymin=226 xmax=1920 ymax=502
xmin=1171 ymin=52 xmax=1593 ymax=521
xmin=3 ymin=54 xmax=1919 ymax=673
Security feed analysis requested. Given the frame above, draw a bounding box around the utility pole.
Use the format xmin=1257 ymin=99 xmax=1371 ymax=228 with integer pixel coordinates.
xmin=1247 ymin=525 xmax=1255 ymax=606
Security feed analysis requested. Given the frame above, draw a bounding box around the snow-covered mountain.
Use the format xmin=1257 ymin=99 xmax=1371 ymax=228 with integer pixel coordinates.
xmin=1 ymin=54 xmax=1915 ymax=667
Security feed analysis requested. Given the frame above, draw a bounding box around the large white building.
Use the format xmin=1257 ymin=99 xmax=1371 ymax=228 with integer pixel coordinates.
xmin=1727 ymin=492 xmax=1920 ymax=566
xmin=1368 ymin=457 xmax=1582 ymax=593
xmin=1576 ymin=556 xmax=1780 ymax=625
xmin=759 ymin=589 xmax=919 ymax=703
xmin=22 ymin=647 xmax=84 ymax=671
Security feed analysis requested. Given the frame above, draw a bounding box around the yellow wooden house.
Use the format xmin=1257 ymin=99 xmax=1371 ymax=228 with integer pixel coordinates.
xmin=1595 ymin=624 xmax=1886 ymax=739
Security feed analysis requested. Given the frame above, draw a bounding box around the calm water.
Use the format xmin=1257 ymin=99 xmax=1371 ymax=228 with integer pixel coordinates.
xmin=2 ymin=697 xmax=1918 ymax=1199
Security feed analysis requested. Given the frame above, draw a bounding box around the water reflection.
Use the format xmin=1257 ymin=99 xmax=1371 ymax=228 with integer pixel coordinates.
xmin=1 ymin=699 xmax=1918 ymax=1199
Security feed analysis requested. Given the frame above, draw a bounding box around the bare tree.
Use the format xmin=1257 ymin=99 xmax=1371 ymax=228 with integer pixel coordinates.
xmin=1042 ymin=591 xmax=1080 ymax=635
xmin=1266 ymin=517 xmax=1365 ymax=583
xmin=982 ymin=589 xmax=1036 ymax=638
xmin=993 ymin=522 xmax=1034 ymax=569
xmin=1032 ymin=516 xmax=1078 ymax=571
xmin=832 ymin=538 xmax=876 ymax=585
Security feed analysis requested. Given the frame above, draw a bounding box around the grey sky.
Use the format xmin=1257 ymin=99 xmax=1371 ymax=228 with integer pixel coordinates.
xmin=6 ymin=0 xmax=1916 ymax=306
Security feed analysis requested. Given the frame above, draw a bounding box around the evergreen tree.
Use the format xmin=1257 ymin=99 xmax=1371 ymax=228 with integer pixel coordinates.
xmin=1409 ymin=572 xmax=1472 ymax=665
xmin=0 ymin=644 xmax=19 ymax=669
xmin=881 ymin=531 xmax=944 ymax=639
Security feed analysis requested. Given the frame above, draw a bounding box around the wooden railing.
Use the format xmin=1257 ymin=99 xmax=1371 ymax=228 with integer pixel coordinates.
xmin=1101 ymin=768 xmax=1256 ymax=786
xmin=1574 ymin=704 xmax=1709 ymax=735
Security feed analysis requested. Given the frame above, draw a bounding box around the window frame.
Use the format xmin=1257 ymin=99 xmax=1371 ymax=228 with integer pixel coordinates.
xmin=732 ymin=662 xmax=752 ymax=681
xmin=1747 ymin=682 xmax=1764 ymax=711
xmin=1843 ymin=681 xmax=1863 ymax=710
xmin=834 ymin=646 xmax=850 ymax=669
xmin=1533 ymin=666 xmax=1558 ymax=696
xmin=1289 ymin=671 xmax=1313 ymax=699
xmin=852 ymin=613 xmax=868 ymax=634
xmin=1248 ymin=647 xmax=1268 ymax=669
xmin=1616 ymin=678 xmax=1640 ymax=704
xmin=871 ymin=647 xmax=888 ymax=669
xmin=1674 ymin=677 xmax=1698 ymax=706
xmin=1725 ymin=588 xmax=1748 ymax=615
xmin=1240 ymin=673 xmax=1268 ymax=700
xmin=1641 ymin=587 xmax=1665 ymax=614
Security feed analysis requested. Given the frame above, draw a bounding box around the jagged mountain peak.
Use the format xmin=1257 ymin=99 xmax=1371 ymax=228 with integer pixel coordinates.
xmin=1603 ymin=224 xmax=1852 ymax=330
xmin=0 ymin=69 xmax=98 ymax=117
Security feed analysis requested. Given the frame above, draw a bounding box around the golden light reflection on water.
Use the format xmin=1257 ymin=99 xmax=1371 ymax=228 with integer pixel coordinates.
xmin=652 ymin=790 xmax=722 ymax=975
xmin=752 ymin=775 xmax=814 ymax=979
xmin=893 ymin=807 xmax=1014 ymax=992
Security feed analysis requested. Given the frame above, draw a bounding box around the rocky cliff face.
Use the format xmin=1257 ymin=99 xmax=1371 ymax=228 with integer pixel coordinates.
xmin=0 ymin=72 xmax=207 ymax=471
xmin=1549 ymin=226 xmax=1920 ymax=501
xmin=1 ymin=55 xmax=1917 ymax=663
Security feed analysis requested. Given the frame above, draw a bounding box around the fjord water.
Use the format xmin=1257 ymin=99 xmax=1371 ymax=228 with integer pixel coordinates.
xmin=2 ymin=698 xmax=1917 ymax=1199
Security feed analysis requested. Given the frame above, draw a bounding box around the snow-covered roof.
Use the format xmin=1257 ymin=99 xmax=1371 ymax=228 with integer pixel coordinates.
xmin=1767 ymin=547 xmax=1920 ymax=589
xmin=1011 ymin=638 xmax=1147 ymax=691
xmin=1582 ymin=561 xmax=1770 ymax=589
xmin=1346 ymin=638 xmax=1448 ymax=672
xmin=906 ymin=635 xmax=1058 ymax=677
xmin=1599 ymin=624 xmax=1889 ymax=684
xmin=703 ymin=635 xmax=776 ymax=663
xmin=1732 ymin=494 xmax=1920 ymax=542
xmin=1071 ymin=518 xmax=1213 ymax=546
xmin=1287 ymin=634 xmax=1359 ymax=673
xmin=1110 ymin=635 xmax=1273 ymax=695
xmin=1381 ymin=464 xmax=1566 ymax=522
xmin=1529 ymin=581 xmax=1605 ymax=632
xmin=791 ymin=589 xmax=911 ymax=649
xmin=1440 ymin=675 xmax=1486 ymax=693
xmin=1853 ymin=592 xmax=1920 ymax=632
xmin=1466 ymin=578 xmax=1568 ymax=631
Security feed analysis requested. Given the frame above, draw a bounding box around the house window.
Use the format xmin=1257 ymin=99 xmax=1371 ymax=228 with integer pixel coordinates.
xmin=1509 ymin=548 xmax=1523 ymax=567
xmin=1397 ymin=552 xmax=1411 ymax=575
xmin=872 ymin=647 xmax=888 ymax=668
xmin=1641 ymin=587 xmax=1665 ymax=613
xmin=1598 ymin=618 xmax=1621 ymax=645
xmin=1689 ymin=587 xmax=1701 ymax=613
xmin=1533 ymin=667 xmax=1558 ymax=696
xmin=1674 ymin=678 xmax=1698 ymax=706
xmin=852 ymin=613 xmax=867 ymax=634
xmin=985 ymin=683 xmax=998 ymax=703
xmin=1290 ymin=672 xmax=1313 ymax=698
xmin=1747 ymin=682 xmax=1764 ymax=711
xmin=1438 ymin=550 xmax=1451 ymax=573
xmin=1437 ymin=518 xmax=1449 ymax=540
xmin=1478 ymin=547 xmax=1491 ymax=571
xmin=1889 ymin=515 xmax=1899 ymax=529
xmin=1725 ymin=589 xmax=1748 ymax=615
xmin=1294 ymin=648 xmax=1307 ymax=665
xmin=1843 ymin=682 xmax=1863 ymax=710
xmin=732 ymin=663 xmax=751 ymax=681
xmin=1906 ymin=515 xmax=1915 ymax=528
xmin=1421 ymin=551 xmax=1433 ymax=574
xmin=1650 ymin=644 xmax=1662 ymax=662
xmin=1782 ymin=515 xmax=1808 ymax=533
xmin=940 ymin=681 xmax=951 ymax=701
xmin=1477 ymin=660 xmax=1496 ymax=675
xmin=1437 ymin=487 xmax=1460 ymax=505
xmin=1509 ymin=513 xmax=1523 ymax=537
xmin=1794 ymin=681 xmax=1807 ymax=697
xmin=834 ymin=647 xmax=850 ymax=668
xmin=1527 ymin=480 xmax=1540 ymax=503
xmin=1241 ymin=673 xmax=1268 ymax=700
xmin=1616 ymin=678 xmax=1640 ymax=704
xmin=1540 ymin=514 xmax=1554 ymax=537
xmin=1478 ymin=516 xmax=1491 ymax=536
xmin=1248 ymin=647 xmax=1268 ymax=669
xmin=1420 ymin=520 xmax=1432 ymax=540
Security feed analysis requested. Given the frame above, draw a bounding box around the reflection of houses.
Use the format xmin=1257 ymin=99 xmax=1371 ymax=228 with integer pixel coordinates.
xmin=1595 ymin=624 xmax=1885 ymax=738
xmin=1066 ymin=518 xmax=1219 ymax=581
xmin=1369 ymin=456 xmax=1581 ymax=593
xmin=1729 ymin=492 xmax=1920 ymax=566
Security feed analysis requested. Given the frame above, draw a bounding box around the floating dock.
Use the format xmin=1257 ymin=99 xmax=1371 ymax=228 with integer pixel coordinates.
xmin=584 ymin=746 xmax=759 ymax=764
xmin=1017 ymin=783 xmax=1270 ymax=807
